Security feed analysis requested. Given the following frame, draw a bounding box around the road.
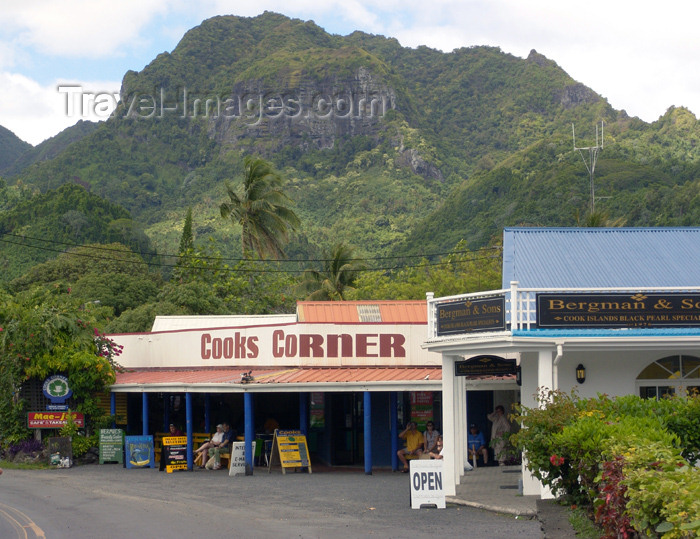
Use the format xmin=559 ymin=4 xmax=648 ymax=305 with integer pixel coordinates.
xmin=0 ymin=465 xmax=542 ymax=538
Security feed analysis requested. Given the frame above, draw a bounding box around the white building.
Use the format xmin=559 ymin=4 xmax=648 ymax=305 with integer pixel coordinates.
xmin=424 ymin=227 xmax=700 ymax=497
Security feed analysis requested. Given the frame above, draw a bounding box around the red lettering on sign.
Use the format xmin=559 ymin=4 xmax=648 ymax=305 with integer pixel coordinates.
xmin=356 ymin=334 xmax=378 ymax=357
xmin=380 ymin=334 xmax=406 ymax=357
xmin=247 ymin=336 xmax=259 ymax=358
xmin=201 ymin=334 xmax=211 ymax=359
xmin=272 ymin=330 xmax=284 ymax=358
xmin=299 ymin=334 xmax=324 ymax=357
xmin=326 ymin=334 xmax=352 ymax=357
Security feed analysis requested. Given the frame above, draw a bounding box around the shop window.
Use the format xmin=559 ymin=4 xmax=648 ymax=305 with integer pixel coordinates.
xmin=637 ymin=355 xmax=700 ymax=399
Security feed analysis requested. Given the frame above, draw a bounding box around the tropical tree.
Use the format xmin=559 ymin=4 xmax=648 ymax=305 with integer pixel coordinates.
xmin=220 ymin=156 xmax=300 ymax=259
xmin=297 ymin=243 xmax=365 ymax=301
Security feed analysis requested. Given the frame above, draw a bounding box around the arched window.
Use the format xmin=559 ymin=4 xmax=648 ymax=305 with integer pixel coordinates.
xmin=636 ymin=355 xmax=700 ymax=398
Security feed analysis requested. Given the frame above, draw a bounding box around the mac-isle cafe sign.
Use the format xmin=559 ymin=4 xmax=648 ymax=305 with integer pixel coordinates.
xmin=537 ymin=292 xmax=700 ymax=328
xmin=436 ymin=296 xmax=505 ymax=336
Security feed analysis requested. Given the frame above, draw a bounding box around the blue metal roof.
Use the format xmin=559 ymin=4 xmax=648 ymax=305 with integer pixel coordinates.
xmin=502 ymin=227 xmax=700 ymax=289
xmin=512 ymin=328 xmax=700 ymax=337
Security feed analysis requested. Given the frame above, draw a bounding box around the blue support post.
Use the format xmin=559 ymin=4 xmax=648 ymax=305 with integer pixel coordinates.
xmin=163 ymin=393 xmax=169 ymax=432
xmin=186 ymin=392 xmax=193 ymax=470
xmin=142 ymin=393 xmax=148 ymax=436
xmin=390 ymin=392 xmax=398 ymax=471
xmin=364 ymin=391 xmax=372 ymax=475
xmin=204 ymin=394 xmax=211 ymax=433
xmin=244 ymin=392 xmax=254 ymax=475
xmin=299 ymin=392 xmax=308 ymax=436
xmin=110 ymin=392 xmax=116 ymax=428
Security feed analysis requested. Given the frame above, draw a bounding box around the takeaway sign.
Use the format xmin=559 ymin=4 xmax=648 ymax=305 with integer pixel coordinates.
xmin=28 ymin=411 xmax=84 ymax=428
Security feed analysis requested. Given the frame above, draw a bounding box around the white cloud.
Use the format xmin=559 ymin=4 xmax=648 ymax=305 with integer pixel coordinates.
xmin=1 ymin=0 xmax=698 ymax=144
xmin=0 ymin=72 xmax=120 ymax=145
xmin=0 ymin=0 xmax=170 ymax=58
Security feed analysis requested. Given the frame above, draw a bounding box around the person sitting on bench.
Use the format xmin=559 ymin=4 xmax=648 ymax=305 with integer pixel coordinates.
xmin=194 ymin=424 xmax=224 ymax=468
xmin=397 ymin=421 xmax=424 ymax=472
xmin=205 ymin=423 xmax=234 ymax=470
xmin=468 ymin=424 xmax=488 ymax=465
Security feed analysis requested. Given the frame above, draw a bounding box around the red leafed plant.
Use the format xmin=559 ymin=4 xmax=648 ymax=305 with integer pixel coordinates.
xmin=594 ymin=456 xmax=635 ymax=538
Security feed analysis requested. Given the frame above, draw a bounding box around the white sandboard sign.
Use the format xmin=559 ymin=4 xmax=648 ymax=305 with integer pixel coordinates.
xmin=228 ymin=441 xmax=256 ymax=477
xmin=409 ymin=459 xmax=445 ymax=509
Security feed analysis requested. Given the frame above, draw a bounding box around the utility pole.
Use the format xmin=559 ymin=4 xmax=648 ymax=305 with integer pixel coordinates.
xmin=572 ymin=121 xmax=604 ymax=213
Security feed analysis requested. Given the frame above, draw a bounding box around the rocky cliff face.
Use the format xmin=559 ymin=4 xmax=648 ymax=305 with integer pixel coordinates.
xmin=208 ymin=67 xmax=397 ymax=151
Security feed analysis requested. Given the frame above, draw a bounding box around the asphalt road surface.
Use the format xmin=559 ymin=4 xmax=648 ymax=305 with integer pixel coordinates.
xmin=0 ymin=465 xmax=541 ymax=538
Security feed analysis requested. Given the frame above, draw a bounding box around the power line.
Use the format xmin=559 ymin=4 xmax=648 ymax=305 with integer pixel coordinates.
xmin=0 ymin=235 xmax=501 ymax=275
xmin=1 ymin=231 xmax=502 ymax=265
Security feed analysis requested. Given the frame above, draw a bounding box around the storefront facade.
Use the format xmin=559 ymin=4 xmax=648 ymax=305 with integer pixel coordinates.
xmin=108 ymin=302 xmax=451 ymax=471
xmin=425 ymin=227 xmax=700 ymax=497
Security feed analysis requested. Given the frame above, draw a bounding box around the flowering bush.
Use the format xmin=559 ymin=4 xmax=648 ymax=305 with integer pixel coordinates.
xmin=8 ymin=438 xmax=44 ymax=458
xmin=513 ymin=390 xmax=700 ymax=537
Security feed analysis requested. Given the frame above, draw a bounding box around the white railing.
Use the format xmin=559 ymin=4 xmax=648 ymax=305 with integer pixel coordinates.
xmin=427 ymin=282 xmax=700 ymax=339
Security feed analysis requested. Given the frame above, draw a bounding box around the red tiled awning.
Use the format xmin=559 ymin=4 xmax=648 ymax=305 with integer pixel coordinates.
xmin=112 ymin=366 xmax=443 ymax=393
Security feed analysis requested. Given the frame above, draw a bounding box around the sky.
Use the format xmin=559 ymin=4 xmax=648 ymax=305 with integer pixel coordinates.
xmin=0 ymin=0 xmax=698 ymax=146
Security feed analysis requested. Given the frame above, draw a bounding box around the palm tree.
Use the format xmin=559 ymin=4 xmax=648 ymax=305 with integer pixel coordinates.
xmin=576 ymin=209 xmax=627 ymax=227
xmin=220 ymin=156 xmax=300 ymax=259
xmin=297 ymin=243 xmax=365 ymax=301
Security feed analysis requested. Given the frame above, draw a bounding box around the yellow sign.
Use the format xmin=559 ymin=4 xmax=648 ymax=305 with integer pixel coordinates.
xmin=163 ymin=436 xmax=188 ymax=473
xmin=268 ymin=429 xmax=312 ymax=474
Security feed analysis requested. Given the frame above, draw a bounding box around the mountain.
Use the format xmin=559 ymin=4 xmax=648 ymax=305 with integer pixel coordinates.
xmin=5 ymin=12 xmax=700 ymax=278
xmin=4 ymin=120 xmax=99 ymax=178
xmin=0 ymin=124 xmax=32 ymax=174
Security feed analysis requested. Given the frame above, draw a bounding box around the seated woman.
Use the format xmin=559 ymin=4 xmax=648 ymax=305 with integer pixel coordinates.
xmin=423 ymin=421 xmax=440 ymax=454
xmin=429 ymin=436 xmax=444 ymax=459
xmin=194 ymin=424 xmax=224 ymax=468
xmin=205 ymin=423 xmax=234 ymax=470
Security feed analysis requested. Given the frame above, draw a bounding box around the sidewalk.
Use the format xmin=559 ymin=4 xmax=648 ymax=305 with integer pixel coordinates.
xmin=448 ymin=464 xmax=538 ymax=516
xmin=448 ymin=464 xmax=579 ymax=538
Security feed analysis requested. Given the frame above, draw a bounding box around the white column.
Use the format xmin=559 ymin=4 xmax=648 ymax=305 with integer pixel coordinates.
xmin=457 ymin=375 xmax=466 ymax=480
xmin=538 ymin=348 xmax=554 ymax=398
xmin=442 ymin=353 xmax=457 ymax=496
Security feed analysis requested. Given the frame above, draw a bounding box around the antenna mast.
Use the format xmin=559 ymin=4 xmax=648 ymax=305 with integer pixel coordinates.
xmin=572 ymin=121 xmax=604 ymax=213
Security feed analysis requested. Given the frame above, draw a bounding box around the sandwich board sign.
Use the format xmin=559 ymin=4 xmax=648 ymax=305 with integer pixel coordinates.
xmin=99 ymin=429 xmax=124 ymax=464
xmin=163 ymin=436 xmax=188 ymax=473
xmin=268 ymin=429 xmax=312 ymax=474
xmin=228 ymin=441 xmax=256 ymax=477
xmin=409 ymin=459 xmax=445 ymax=509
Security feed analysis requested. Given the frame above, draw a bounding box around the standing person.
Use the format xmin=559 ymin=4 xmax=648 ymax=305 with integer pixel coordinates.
xmin=397 ymin=421 xmax=424 ymax=472
xmin=468 ymin=424 xmax=488 ymax=465
xmin=488 ymin=405 xmax=512 ymax=466
xmin=423 ymin=421 xmax=440 ymax=454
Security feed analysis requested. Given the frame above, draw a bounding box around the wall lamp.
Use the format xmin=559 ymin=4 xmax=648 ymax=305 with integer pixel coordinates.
xmin=575 ymin=364 xmax=586 ymax=384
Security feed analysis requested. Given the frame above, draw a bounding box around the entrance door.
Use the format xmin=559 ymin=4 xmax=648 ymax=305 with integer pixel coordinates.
xmin=330 ymin=393 xmax=361 ymax=465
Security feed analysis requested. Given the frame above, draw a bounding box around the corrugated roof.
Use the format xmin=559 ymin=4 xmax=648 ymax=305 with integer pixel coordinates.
xmin=114 ymin=366 xmax=441 ymax=386
xmin=503 ymin=227 xmax=700 ymax=289
xmin=297 ymin=301 xmax=427 ymax=323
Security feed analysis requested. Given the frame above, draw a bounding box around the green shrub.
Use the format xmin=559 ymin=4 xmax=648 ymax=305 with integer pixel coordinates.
xmin=617 ymin=441 xmax=700 ymax=539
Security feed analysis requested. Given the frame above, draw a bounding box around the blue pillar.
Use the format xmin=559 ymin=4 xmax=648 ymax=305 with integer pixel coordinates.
xmin=244 ymin=392 xmax=254 ymax=475
xmin=141 ymin=393 xmax=148 ymax=436
xmin=299 ymin=392 xmax=308 ymax=436
xmin=390 ymin=392 xmax=399 ymax=471
xmin=110 ymin=392 xmax=116 ymax=428
xmin=163 ymin=393 xmax=169 ymax=431
xmin=186 ymin=393 xmax=193 ymax=470
xmin=204 ymin=394 xmax=211 ymax=433
xmin=364 ymin=391 xmax=372 ymax=475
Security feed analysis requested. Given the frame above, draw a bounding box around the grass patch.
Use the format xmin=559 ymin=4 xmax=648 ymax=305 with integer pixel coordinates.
xmin=0 ymin=459 xmax=52 ymax=471
xmin=568 ymin=505 xmax=599 ymax=539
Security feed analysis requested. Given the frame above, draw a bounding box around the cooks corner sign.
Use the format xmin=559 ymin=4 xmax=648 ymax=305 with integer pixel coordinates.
xmin=200 ymin=329 xmax=407 ymax=361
